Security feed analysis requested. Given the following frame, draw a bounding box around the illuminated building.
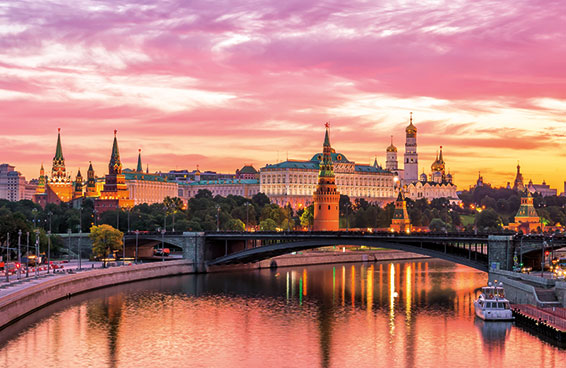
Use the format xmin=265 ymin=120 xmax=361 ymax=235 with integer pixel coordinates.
xmin=403 ymin=112 xmax=419 ymax=183
xmin=526 ymin=180 xmax=557 ymax=197
xmin=0 ymin=164 xmax=36 ymax=201
xmin=34 ymin=129 xmax=73 ymax=206
xmin=73 ymin=169 xmax=83 ymax=199
xmin=178 ymin=179 xmax=259 ymax=199
xmin=124 ymin=150 xmax=178 ymax=205
xmin=405 ymin=146 xmax=458 ymax=202
xmin=390 ymin=191 xmax=412 ymax=233
xmin=313 ymin=124 xmax=340 ymax=231
xmin=385 ymin=137 xmax=402 ymax=178
xmin=94 ymin=130 xmax=134 ymax=213
xmin=260 ymin=137 xmax=395 ymax=209
xmin=85 ymin=162 xmax=99 ymax=198
xmin=507 ymin=190 xmax=543 ymax=233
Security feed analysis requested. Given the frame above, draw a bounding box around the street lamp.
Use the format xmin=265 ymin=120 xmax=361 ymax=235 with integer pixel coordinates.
xmin=216 ymin=205 xmax=221 ymax=231
xmin=244 ymin=202 xmax=251 ymax=230
xmin=26 ymin=231 xmax=29 ymax=277
xmin=17 ymin=230 xmax=21 ymax=279
xmin=135 ymin=230 xmax=139 ymax=264
xmin=67 ymin=228 xmax=72 ymax=262
xmin=32 ymin=208 xmax=38 ymax=229
xmin=5 ymin=232 xmax=10 ymax=283
xmin=161 ymin=228 xmax=166 ymax=262
xmin=34 ymin=230 xmax=39 ymax=278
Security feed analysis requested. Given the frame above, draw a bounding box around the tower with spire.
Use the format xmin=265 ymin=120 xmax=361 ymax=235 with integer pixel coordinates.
xmin=95 ymin=130 xmax=134 ymax=213
xmin=73 ymin=169 xmax=84 ymax=199
xmin=313 ymin=123 xmax=340 ymax=231
xmin=508 ymin=190 xmax=543 ymax=233
xmin=513 ymin=163 xmax=525 ymax=192
xmin=403 ymin=112 xmax=419 ymax=183
xmin=137 ymin=149 xmax=143 ymax=172
xmin=50 ymin=128 xmax=69 ymax=183
xmin=385 ymin=136 xmax=398 ymax=171
xmin=36 ymin=164 xmax=46 ymax=194
xmin=390 ymin=191 xmax=412 ymax=233
xmin=85 ymin=161 xmax=99 ymax=198
xmin=39 ymin=128 xmax=73 ymax=204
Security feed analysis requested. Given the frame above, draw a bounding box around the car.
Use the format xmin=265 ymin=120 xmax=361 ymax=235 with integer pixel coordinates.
xmin=153 ymin=248 xmax=170 ymax=257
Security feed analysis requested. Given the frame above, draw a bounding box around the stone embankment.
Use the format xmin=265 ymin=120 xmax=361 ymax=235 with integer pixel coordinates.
xmin=0 ymin=260 xmax=194 ymax=330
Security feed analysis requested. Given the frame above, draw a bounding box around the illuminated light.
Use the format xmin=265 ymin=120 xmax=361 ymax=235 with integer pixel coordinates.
xmin=351 ymin=265 xmax=356 ymax=307
xmin=405 ymin=228 xmax=411 ymax=234
xmin=367 ymin=265 xmax=374 ymax=314
xmin=406 ymin=264 xmax=412 ymax=322
xmin=299 ymin=278 xmax=303 ymax=305
xmin=389 ymin=263 xmax=396 ymax=334
xmin=302 ymin=269 xmax=308 ymax=296
xmin=286 ymin=272 xmax=289 ymax=301
xmin=341 ymin=266 xmax=346 ymax=307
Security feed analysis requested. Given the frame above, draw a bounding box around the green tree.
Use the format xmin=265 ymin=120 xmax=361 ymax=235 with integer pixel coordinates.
xmin=475 ymin=208 xmax=502 ymax=232
xmin=259 ymin=218 xmax=277 ymax=231
xmin=89 ymin=225 xmax=123 ymax=266
xmin=226 ymin=218 xmax=245 ymax=231
xmin=429 ymin=218 xmax=447 ymax=233
xmin=300 ymin=205 xmax=314 ymax=229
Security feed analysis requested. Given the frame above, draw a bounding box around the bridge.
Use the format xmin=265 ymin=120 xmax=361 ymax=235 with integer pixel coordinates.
xmin=57 ymin=232 xmax=566 ymax=272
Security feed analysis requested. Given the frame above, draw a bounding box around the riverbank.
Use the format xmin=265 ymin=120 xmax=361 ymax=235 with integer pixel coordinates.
xmin=0 ymin=260 xmax=195 ymax=330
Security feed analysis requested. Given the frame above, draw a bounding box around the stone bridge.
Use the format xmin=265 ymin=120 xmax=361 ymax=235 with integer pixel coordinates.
xmin=55 ymin=232 xmax=566 ymax=272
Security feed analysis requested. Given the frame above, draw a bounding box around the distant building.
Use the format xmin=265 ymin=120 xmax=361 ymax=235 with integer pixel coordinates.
xmin=178 ymin=179 xmax=259 ymax=200
xmin=527 ymin=180 xmax=557 ymax=197
xmin=0 ymin=164 xmax=36 ymax=201
xmin=236 ymin=165 xmax=259 ymax=180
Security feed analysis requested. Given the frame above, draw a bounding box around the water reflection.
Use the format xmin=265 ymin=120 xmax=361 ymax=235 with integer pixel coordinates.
xmin=1 ymin=260 xmax=565 ymax=368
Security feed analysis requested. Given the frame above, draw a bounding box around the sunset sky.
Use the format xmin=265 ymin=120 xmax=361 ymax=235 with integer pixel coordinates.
xmin=1 ymin=0 xmax=565 ymax=191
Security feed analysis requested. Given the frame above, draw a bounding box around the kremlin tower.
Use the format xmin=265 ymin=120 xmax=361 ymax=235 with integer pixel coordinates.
xmin=403 ymin=112 xmax=418 ymax=183
xmin=313 ymin=123 xmax=340 ymax=231
xmin=73 ymin=169 xmax=84 ymax=199
xmin=390 ymin=191 xmax=411 ymax=233
xmin=85 ymin=161 xmax=99 ymax=198
xmin=95 ymin=130 xmax=134 ymax=213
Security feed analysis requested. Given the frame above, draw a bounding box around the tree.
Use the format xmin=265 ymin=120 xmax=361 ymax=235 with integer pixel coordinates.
xmin=259 ymin=218 xmax=277 ymax=231
xmin=89 ymin=225 xmax=123 ymax=267
xmin=429 ymin=218 xmax=447 ymax=233
xmin=226 ymin=218 xmax=245 ymax=231
xmin=475 ymin=208 xmax=502 ymax=232
xmin=300 ymin=205 xmax=314 ymax=229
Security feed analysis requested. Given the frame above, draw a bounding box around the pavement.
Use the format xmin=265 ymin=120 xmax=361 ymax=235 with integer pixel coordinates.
xmin=0 ymin=259 xmax=117 ymax=298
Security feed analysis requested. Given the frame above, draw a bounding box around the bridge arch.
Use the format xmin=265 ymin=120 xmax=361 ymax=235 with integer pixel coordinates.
xmin=207 ymin=238 xmax=489 ymax=271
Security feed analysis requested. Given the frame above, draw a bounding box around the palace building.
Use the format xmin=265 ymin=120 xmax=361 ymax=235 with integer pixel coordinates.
xmin=313 ymin=124 xmax=340 ymax=231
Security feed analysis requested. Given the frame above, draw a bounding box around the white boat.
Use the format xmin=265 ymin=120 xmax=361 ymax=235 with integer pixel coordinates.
xmin=474 ymin=282 xmax=514 ymax=321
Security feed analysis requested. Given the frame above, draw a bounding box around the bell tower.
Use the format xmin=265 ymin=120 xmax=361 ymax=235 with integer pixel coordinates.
xmin=404 ymin=113 xmax=418 ymax=183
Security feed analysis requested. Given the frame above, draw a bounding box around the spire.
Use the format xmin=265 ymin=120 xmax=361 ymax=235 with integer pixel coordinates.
xmin=323 ymin=122 xmax=331 ymax=147
xmin=88 ymin=161 xmax=94 ymax=173
xmin=40 ymin=163 xmax=44 ymax=175
xmin=137 ymin=149 xmax=143 ymax=172
xmin=146 ymin=164 xmax=149 ymax=174
xmin=109 ymin=130 xmax=122 ymax=175
xmin=439 ymin=146 xmax=443 ymax=162
xmin=54 ymin=128 xmax=64 ymax=161
xmin=76 ymin=168 xmax=82 ymax=178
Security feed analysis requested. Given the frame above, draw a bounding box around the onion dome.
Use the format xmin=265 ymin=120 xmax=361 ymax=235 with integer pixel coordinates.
xmin=431 ymin=146 xmax=446 ymax=172
xmin=420 ymin=172 xmax=427 ymax=182
xmin=386 ymin=136 xmax=397 ymax=152
xmin=406 ymin=112 xmax=417 ymax=135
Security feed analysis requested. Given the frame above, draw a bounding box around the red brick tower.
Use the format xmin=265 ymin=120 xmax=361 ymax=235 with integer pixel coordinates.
xmin=313 ymin=123 xmax=340 ymax=231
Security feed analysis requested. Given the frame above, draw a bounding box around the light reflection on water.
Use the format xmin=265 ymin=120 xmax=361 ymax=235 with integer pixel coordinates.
xmin=0 ymin=260 xmax=565 ymax=368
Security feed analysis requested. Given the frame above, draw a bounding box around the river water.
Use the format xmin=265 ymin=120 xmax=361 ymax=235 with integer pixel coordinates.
xmin=0 ymin=259 xmax=564 ymax=368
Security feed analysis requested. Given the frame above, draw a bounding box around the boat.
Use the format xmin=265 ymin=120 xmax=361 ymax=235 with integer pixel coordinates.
xmin=474 ymin=282 xmax=514 ymax=321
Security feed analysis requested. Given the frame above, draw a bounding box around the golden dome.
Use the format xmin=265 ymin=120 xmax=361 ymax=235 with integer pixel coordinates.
xmin=405 ymin=112 xmax=417 ymax=135
xmin=387 ymin=144 xmax=397 ymax=152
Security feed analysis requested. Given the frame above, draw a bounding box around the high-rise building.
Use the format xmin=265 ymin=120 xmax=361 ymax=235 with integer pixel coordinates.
xmin=0 ymin=164 xmax=36 ymax=201
xmin=403 ymin=112 xmax=419 ymax=183
xmin=313 ymin=124 xmax=340 ymax=231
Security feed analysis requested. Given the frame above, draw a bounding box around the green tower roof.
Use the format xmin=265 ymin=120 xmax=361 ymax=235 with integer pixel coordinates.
xmin=137 ymin=149 xmax=143 ymax=172
xmin=54 ymin=128 xmax=64 ymax=161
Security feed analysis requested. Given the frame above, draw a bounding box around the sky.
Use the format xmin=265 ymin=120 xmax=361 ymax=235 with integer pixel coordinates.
xmin=1 ymin=0 xmax=565 ymax=191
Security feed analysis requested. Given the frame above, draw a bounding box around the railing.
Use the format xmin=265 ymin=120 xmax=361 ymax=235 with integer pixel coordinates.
xmin=514 ymin=304 xmax=566 ymax=331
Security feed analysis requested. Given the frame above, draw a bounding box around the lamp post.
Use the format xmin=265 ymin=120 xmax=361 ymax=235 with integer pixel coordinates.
xmin=244 ymin=202 xmax=251 ymax=230
xmin=542 ymin=240 xmax=547 ymax=277
xmin=67 ymin=228 xmax=71 ymax=262
xmin=216 ymin=205 xmax=221 ymax=231
xmin=26 ymin=231 xmax=29 ymax=277
xmin=161 ymin=229 xmax=166 ymax=262
xmin=47 ymin=211 xmax=52 ymax=274
xmin=93 ymin=209 xmax=98 ymax=226
xmin=127 ymin=208 xmax=131 ymax=233
xmin=135 ymin=230 xmax=139 ymax=264
xmin=34 ymin=230 xmax=39 ymax=278
xmin=116 ymin=209 xmax=120 ymax=230
xmin=5 ymin=232 xmax=10 ymax=283
xmin=78 ymin=207 xmax=82 ymax=270
xmin=17 ymin=230 xmax=21 ymax=279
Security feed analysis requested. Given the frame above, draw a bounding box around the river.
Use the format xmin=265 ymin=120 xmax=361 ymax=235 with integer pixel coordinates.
xmin=0 ymin=259 xmax=564 ymax=367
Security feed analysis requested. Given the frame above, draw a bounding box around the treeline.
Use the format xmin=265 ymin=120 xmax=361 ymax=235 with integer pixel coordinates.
xmin=459 ymin=186 xmax=566 ymax=229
